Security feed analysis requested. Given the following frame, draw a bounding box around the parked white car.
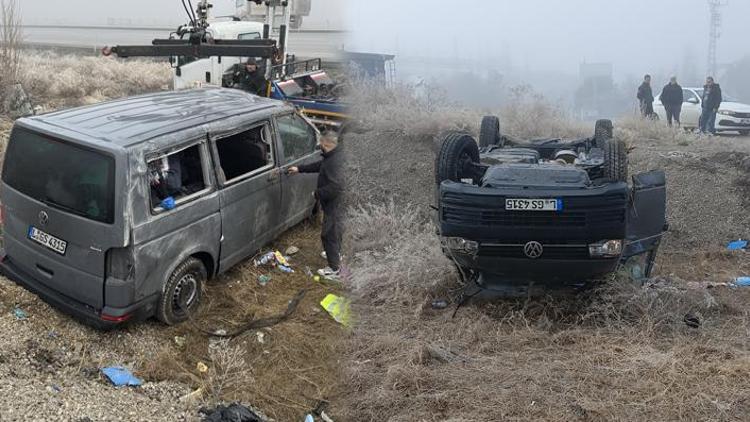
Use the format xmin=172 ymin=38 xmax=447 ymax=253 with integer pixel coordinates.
xmin=654 ymin=87 xmax=750 ymax=135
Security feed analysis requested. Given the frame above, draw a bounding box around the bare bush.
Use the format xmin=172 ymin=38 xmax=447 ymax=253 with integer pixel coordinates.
xmin=19 ymin=52 xmax=172 ymax=110
xmin=500 ymin=84 xmax=589 ymax=139
xmin=0 ymin=0 xmax=23 ymax=114
xmin=616 ymin=114 xmax=703 ymax=146
xmin=202 ymin=339 xmax=253 ymax=405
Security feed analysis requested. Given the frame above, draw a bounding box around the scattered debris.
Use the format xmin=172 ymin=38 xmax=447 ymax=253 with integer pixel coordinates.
xmin=174 ymin=336 xmax=186 ymax=348
xmin=196 ymin=361 xmax=209 ymax=374
xmin=305 ymin=414 xmax=315 ymax=422
xmin=179 ymin=387 xmax=204 ymax=403
xmin=431 ymin=299 xmax=449 ymax=310
xmin=304 ymin=266 xmax=314 ymax=276
xmin=734 ymin=277 xmax=750 ymax=287
xmin=285 ymin=246 xmax=300 ymax=256
xmin=313 ymin=275 xmax=321 ymax=283
xmin=320 ymin=294 xmax=352 ymax=327
xmin=683 ymin=313 xmax=701 ymax=329
xmin=199 ymin=403 xmax=269 ymax=422
xmin=204 ymin=290 xmax=308 ymax=338
xmin=12 ymin=307 xmax=28 ymax=320
xmin=727 ymin=239 xmax=748 ymax=251
xmin=258 ymin=274 xmax=271 ymax=286
xmin=254 ymin=251 xmax=276 ymax=267
xmin=255 ymin=331 xmax=266 ymax=344
xmin=278 ymin=265 xmax=295 ymax=273
xmin=100 ymin=366 xmax=143 ymax=387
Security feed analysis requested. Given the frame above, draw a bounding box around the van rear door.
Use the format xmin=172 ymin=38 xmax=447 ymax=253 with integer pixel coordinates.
xmin=1 ymin=125 xmax=126 ymax=310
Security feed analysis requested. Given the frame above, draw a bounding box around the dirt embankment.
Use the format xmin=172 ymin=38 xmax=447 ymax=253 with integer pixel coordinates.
xmin=340 ymin=84 xmax=750 ymax=421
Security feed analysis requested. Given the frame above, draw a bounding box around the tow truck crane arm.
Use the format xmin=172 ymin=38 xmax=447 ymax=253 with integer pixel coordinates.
xmin=102 ymin=38 xmax=277 ymax=59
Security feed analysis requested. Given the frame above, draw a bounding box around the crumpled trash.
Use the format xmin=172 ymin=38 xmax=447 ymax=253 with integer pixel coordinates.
xmin=196 ymin=361 xmax=209 ymax=373
xmin=255 ymin=331 xmax=266 ymax=344
xmin=174 ymin=336 xmax=186 ymax=348
xmin=431 ymin=299 xmax=449 ymax=310
xmin=683 ymin=313 xmax=701 ymax=329
xmin=254 ymin=251 xmax=276 ymax=267
xmin=274 ymin=251 xmax=290 ymax=267
xmin=200 ymin=403 xmax=268 ymax=422
xmin=258 ymin=274 xmax=271 ymax=286
xmin=100 ymin=366 xmax=143 ymax=387
xmin=285 ymin=246 xmax=300 ymax=256
xmin=320 ymin=294 xmax=352 ymax=327
xmin=13 ymin=307 xmax=28 ymax=320
xmin=728 ymin=240 xmax=748 ymax=251
xmin=278 ymin=265 xmax=294 ymax=273
xmin=305 ymin=415 xmax=315 ymax=422
xmin=734 ymin=277 xmax=750 ymax=287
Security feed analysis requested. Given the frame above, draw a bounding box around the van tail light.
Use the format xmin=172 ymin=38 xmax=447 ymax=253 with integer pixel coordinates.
xmin=100 ymin=312 xmax=132 ymax=323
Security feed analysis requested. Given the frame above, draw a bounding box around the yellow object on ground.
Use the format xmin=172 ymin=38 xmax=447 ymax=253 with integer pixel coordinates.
xmin=320 ymin=294 xmax=352 ymax=327
xmin=196 ymin=361 xmax=208 ymax=373
xmin=274 ymin=250 xmax=290 ymax=267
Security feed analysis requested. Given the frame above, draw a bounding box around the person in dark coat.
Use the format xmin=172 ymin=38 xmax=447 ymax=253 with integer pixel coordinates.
xmin=699 ymin=76 xmax=723 ymax=135
xmin=288 ymin=131 xmax=344 ymax=279
xmin=224 ymin=59 xmax=268 ymax=96
xmin=660 ymin=76 xmax=683 ymax=127
xmin=637 ymin=74 xmax=654 ymax=118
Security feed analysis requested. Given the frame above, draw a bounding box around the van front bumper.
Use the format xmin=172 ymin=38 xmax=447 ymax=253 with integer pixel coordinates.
xmin=0 ymin=250 xmax=156 ymax=329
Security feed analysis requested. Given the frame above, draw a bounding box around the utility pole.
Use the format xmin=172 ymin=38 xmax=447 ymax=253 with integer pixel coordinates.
xmin=707 ymin=0 xmax=726 ymax=77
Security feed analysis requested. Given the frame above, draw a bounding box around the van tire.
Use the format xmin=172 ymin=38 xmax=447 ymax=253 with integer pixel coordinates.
xmin=479 ymin=115 xmax=501 ymax=148
xmin=603 ymin=138 xmax=628 ymax=183
xmin=594 ymin=119 xmax=613 ymax=148
xmin=435 ymin=131 xmax=480 ymax=185
xmin=157 ymin=257 xmax=205 ymax=325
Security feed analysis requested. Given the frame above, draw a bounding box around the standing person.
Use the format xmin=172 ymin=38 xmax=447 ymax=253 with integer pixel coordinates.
xmin=637 ymin=74 xmax=655 ymax=118
xmin=225 ymin=58 xmax=268 ymax=96
xmin=699 ymin=76 xmax=723 ymax=135
xmin=287 ymin=131 xmax=344 ymax=280
xmin=660 ymin=76 xmax=683 ymax=127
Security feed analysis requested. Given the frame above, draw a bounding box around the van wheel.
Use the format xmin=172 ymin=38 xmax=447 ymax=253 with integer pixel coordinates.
xmin=435 ymin=131 xmax=480 ymax=185
xmin=157 ymin=257 xmax=205 ymax=325
xmin=479 ymin=115 xmax=502 ymax=148
xmin=594 ymin=119 xmax=613 ymax=148
xmin=603 ymin=138 xmax=628 ymax=183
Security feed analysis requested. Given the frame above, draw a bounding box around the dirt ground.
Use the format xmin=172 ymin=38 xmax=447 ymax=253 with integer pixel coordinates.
xmin=340 ymin=89 xmax=750 ymax=421
xmin=0 ymin=222 xmax=346 ymax=422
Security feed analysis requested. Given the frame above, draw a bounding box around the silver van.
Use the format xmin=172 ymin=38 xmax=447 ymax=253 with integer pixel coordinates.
xmin=0 ymin=88 xmax=321 ymax=327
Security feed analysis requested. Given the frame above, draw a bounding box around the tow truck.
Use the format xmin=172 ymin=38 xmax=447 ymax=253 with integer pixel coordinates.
xmin=102 ymin=0 xmax=347 ymax=131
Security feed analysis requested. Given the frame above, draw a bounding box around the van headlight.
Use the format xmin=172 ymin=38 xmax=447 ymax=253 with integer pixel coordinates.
xmin=441 ymin=237 xmax=479 ymax=255
xmin=588 ymin=239 xmax=623 ymax=258
xmin=718 ymin=109 xmax=735 ymax=116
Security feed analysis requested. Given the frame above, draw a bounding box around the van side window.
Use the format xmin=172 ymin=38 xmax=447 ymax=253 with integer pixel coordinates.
xmin=277 ymin=113 xmax=318 ymax=164
xmin=148 ymin=144 xmax=207 ymax=210
xmin=215 ymin=124 xmax=272 ymax=182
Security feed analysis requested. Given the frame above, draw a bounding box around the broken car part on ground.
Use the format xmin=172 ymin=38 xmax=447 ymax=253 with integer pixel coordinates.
xmin=435 ymin=117 xmax=668 ymax=296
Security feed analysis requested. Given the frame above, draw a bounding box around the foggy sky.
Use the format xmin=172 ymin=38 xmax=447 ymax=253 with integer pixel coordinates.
xmin=20 ymin=0 xmax=344 ymax=29
xmin=346 ymin=0 xmax=750 ymax=82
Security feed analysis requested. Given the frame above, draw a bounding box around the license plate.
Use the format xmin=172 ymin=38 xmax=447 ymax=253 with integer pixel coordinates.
xmin=505 ymin=198 xmax=561 ymax=211
xmin=28 ymin=226 xmax=67 ymax=255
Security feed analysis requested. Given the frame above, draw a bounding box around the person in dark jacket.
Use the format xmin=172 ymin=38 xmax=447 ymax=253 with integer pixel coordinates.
xmin=699 ymin=76 xmax=723 ymax=135
xmin=637 ymin=74 xmax=654 ymax=118
xmin=660 ymin=76 xmax=683 ymax=127
xmin=224 ymin=59 xmax=268 ymax=96
xmin=288 ymin=131 xmax=344 ymax=279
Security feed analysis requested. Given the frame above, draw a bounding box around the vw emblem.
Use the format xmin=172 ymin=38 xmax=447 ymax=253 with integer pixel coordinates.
xmin=38 ymin=211 xmax=49 ymax=226
xmin=523 ymin=241 xmax=543 ymax=259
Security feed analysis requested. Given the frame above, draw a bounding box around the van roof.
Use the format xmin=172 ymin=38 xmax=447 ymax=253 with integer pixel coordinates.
xmin=24 ymin=88 xmax=287 ymax=147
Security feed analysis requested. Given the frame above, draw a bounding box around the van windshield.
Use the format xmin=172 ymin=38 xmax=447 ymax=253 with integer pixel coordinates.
xmin=2 ymin=128 xmax=115 ymax=223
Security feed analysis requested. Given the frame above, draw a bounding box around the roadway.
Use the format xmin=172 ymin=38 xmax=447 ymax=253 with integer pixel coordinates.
xmin=19 ymin=25 xmax=347 ymax=61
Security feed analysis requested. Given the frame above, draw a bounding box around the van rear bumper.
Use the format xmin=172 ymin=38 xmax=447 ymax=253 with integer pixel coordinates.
xmin=0 ymin=250 xmax=155 ymax=329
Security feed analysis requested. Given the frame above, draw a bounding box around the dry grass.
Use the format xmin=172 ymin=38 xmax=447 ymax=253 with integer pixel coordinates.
xmin=341 ymin=82 xmax=750 ymax=421
xmin=139 ymin=223 xmax=346 ymax=421
xmin=616 ymin=114 xmax=703 ymax=146
xmin=19 ymin=52 xmax=172 ymax=110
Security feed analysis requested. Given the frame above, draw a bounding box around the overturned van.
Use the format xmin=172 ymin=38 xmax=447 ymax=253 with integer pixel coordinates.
xmin=0 ymin=88 xmax=322 ymax=327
